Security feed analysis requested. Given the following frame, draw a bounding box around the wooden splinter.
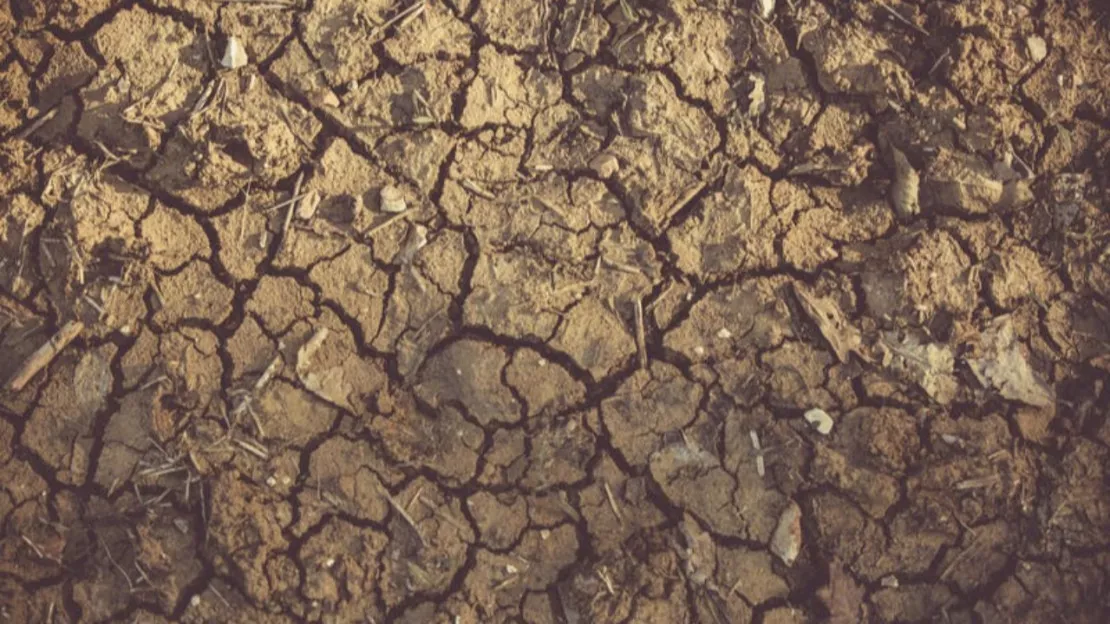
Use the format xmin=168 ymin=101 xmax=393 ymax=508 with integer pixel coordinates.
xmin=6 ymin=320 xmax=85 ymax=391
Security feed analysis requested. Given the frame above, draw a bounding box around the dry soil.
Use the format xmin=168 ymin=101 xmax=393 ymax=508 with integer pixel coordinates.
xmin=1 ymin=0 xmax=1110 ymax=622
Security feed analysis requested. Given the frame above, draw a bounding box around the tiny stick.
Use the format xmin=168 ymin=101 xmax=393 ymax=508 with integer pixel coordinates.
xmin=7 ymin=320 xmax=85 ymax=391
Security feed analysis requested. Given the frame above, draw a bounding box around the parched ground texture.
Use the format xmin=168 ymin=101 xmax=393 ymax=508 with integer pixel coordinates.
xmin=1 ymin=0 xmax=1110 ymax=622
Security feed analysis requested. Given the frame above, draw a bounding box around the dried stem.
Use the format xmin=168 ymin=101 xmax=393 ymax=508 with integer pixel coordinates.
xmin=7 ymin=320 xmax=85 ymax=391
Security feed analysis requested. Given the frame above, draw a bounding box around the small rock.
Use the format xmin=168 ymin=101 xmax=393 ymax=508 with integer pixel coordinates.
xmin=311 ymin=88 xmax=340 ymax=108
xmin=296 ymin=190 xmax=321 ymax=220
xmin=717 ymin=328 xmax=733 ymax=339
xmin=770 ymin=500 xmax=802 ymax=566
xmin=1026 ymin=35 xmax=1048 ymax=63
xmin=589 ymin=153 xmax=620 ymax=178
xmin=804 ymin=408 xmax=834 ymax=435
xmin=881 ymin=574 xmax=900 ymax=588
xmin=890 ymin=146 xmax=921 ymax=219
xmin=380 ymin=185 xmax=407 ymax=213
xmin=221 ymin=36 xmax=248 ymax=69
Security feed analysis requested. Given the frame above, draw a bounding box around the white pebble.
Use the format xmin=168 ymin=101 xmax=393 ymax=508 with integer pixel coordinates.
xmin=717 ymin=328 xmax=733 ymax=339
xmin=221 ymin=36 xmax=248 ymax=69
xmin=380 ymin=185 xmax=407 ymax=213
xmin=770 ymin=500 xmax=801 ymax=566
xmin=803 ymin=408 xmax=834 ymax=435
xmin=297 ymin=190 xmax=321 ymax=221
xmin=1026 ymin=35 xmax=1047 ymax=63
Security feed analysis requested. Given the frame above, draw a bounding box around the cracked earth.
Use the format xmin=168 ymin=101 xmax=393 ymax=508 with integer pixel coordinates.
xmin=1 ymin=0 xmax=1110 ymax=622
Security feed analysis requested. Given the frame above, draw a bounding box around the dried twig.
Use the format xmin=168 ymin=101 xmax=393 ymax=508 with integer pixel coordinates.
xmin=14 ymin=106 xmax=59 ymax=140
xmin=633 ymin=297 xmax=647 ymax=370
xmin=603 ymin=481 xmax=625 ymax=526
xmin=278 ymin=172 xmax=304 ymax=254
xmin=366 ymin=1 xmax=427 ymax=41
xmin=875 ymin=0 xmax=929 ymax=36
xmin=384 ymin=488 xmax=426 ymax=546
xmin=940 ymin=532 xmax=982 ymax=580
xmin=364 ymin=211 xmax=409 ymax=237
xmin=6 ymin=320 xmax=84 ymax=391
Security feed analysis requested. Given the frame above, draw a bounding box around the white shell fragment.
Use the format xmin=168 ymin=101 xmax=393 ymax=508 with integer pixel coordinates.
xmin=221 ymin=36 xmax=248 ymax=70
xmin=755 ymin=0 xmax=776 ymax=20
xmin=804 ymin=408 xmax=834 ymax=435
xmin=380 ymin=185 xmax=407 ymax=213
xmin=296 ymin=190 xmax=321 ymax=221
xmin=770 ymin=500 xmax=802 ymax=566
xmin=1026 ymin=35 xmax=1048 ymax=63
xmin=589 ymin=153 xmax=620 ymax=178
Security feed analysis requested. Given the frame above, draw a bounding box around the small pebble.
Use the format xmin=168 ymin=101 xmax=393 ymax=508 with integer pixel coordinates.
xmin=770 ymin=500 xmax=802 ymax=566
xmin=881 ymin=575 xmax=900 ymax=588
xmin=589 ymin=153 xmax=620 ymax=178
xmin=1026 ymin=35 xmax=1047 ymax=63
xmin=380 ymin=185 xmax=407 ymax=213
xmin=221 ymin=36 xmax=248 ymax=69
xmin=717 ymin=328 xmax=733 ymax=339
xmin=312 ymin=88 xmax=340 ymax=108
xmin=297 ymin=190 xmax=321 ymax=220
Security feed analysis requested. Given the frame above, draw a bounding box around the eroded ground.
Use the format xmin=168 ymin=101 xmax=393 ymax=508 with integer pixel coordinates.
xmin=1 ymin=0 xmax=1109 ymax=622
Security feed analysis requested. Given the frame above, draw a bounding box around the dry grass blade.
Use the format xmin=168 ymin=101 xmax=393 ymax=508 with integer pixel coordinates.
xmin=633 ymin=297 xmax=648 ymax=370
xmin=279 ymin=172 xmax=305 ymax=253
xmin=384 ymin=488 xmax=426 ymax=546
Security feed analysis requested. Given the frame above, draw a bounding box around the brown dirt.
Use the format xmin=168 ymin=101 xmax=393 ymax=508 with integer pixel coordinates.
xmin=2 ymin=0 xmax=1110 ymax=622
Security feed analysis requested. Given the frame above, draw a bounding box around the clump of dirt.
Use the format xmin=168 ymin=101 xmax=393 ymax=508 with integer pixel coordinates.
xmin=2 ymin=0 xmax=1110 ymax=622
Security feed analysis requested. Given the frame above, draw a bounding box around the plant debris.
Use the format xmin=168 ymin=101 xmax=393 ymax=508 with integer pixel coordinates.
xmin=880 ymin=330 xmax=959 ymax=404
xmin=968 ymin=316 xmax=1055 ymax=408
xmin=792 ymin=283 xmax=864 ymax=363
